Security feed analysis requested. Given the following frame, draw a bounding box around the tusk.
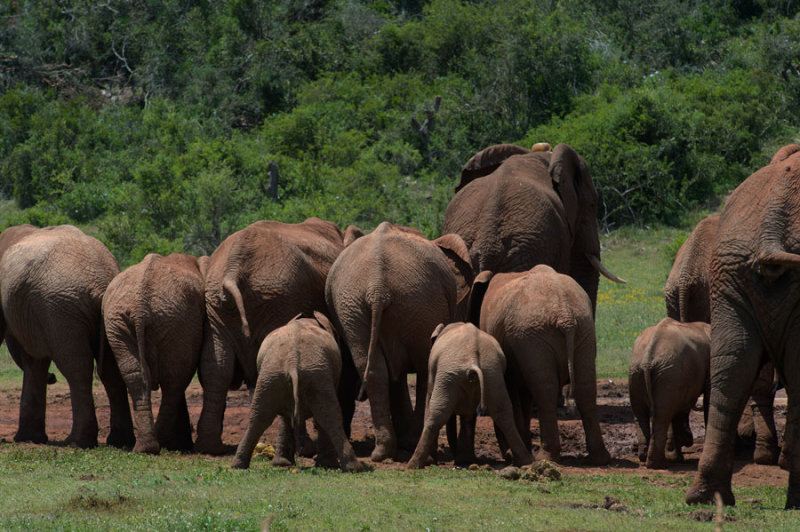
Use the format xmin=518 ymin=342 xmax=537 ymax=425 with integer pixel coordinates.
xmin=586 ymin=254 xmax=627 ymax=284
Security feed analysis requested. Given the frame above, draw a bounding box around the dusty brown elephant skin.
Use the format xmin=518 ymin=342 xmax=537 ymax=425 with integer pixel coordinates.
xmin=442 ymin=143 xmax=624 ymax=315
xmin=471 ymin=264 xmax=610 ymax=465
xmin=103 ymin=252 xmax=208 ymax=454
xmin=665 ymin=214 xmax=780 ymax=465
xmin=407 ymin=322 xmax=532 ymax=469
xmin=195 ymin=217 xmax=347 ymax=455
xmin=685 ymin=144 xmax=800 ymax=509
xmin=231 ymin=312 xmax=364 ymax=472
xmin=0 ymin=225 xmax=134 ymax=448
xmin=325 ymin=222 xmax=473 ymax=462
xmin=629 ymin=318 xmax=710 ymax=469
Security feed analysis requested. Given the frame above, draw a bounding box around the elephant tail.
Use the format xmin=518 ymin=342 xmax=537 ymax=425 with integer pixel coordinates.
xmin=565 ymin=327 xmax=576 ymax=406
xmin=290 ymin=366 xmax=302 ymax=452
xmin=470 ymin=365 xmax=487 ymax=416
xmin=358 ymin=301 xmax=384 ymax=401
xmin=134 ymin=314 xmax=156 ymax=391
xmin=222 ymin=276 xmax=250 ymax=339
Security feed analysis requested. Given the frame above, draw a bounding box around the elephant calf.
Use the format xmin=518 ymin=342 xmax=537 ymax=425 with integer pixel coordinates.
xmin=231 ymin=312 xmax=365 ymax=472
xmin=407 ymin=322 xmax=533 ymax=469
xmin=629 ymin=318 xmax=710 ymax=469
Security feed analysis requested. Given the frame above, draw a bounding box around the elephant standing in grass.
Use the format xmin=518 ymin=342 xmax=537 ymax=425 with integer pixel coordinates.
xmin=325 ymin=222 xmax=473 ymax=462
xmin=470 ymin=264 xmax=610 ymax=465
xmin=407 ymin=322 xmax=532 ymax=469
xmin=195 ymin=218 xmax=350 ymax=455
xmin=0 ymin=225 xmax=133 ymax=448
xmin=443 ymin=143 xmax=624 ymax=315
xmin=231 ymin=312 xmax=365 ymax=472
xmin=666 ymin=213 xmax=780 ymax=465
xmin=629 ymin=318 xmax=710 ymax=469
xmin=686 ymin=145 xmax=800 ymax=508
xmin=103 ymin=252 xmax=208 ymax=454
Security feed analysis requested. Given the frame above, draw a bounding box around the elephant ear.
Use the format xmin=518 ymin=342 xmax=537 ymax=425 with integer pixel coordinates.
xmin=312 ymin=310 xmax=338 ymax=339
xmin=771 ymin=144 xmax=800 ymax=164
xmin=196 ymin=255 xmax=210 ymax=279
xmin=430 ymin=323 xmax=446 ymax=346
xmin=468 ymin=270 xmax=494 ymax=326
xmin=343 ymin=225 xmax=365 ymax=247
xmin=549 ymin=143 xmax=589 ymax=238
xmin=434 ymin=233 xmax=474 ymax=289
xmin=456 ymin=144 xmax=531 ymax=193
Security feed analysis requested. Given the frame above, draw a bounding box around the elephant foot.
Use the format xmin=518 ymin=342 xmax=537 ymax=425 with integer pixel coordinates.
xmin=315 ymin=452 xmax=339 ymax=469
xmin=342 ymin=459 xmax=370 ymax=473
xmin=272 ymin=455 xmax=294 ymax=468
xmin=779 ymin=450 xmax=792 ymax=471
xmin=786 ymin=472 xmax=800 ymax=509
xmin=231 ymin=455 xmax=251 ymax=470
xmin=645 ymin=456 xmax=668 ymax=470
xmin=14 ymin=429 xmax=48 ymax=445
xmin=454 ymin=450 xmax=477 ymax=466
xmin=685 ymin=478 xmax=735 ymax=506
xmin=588 ymin=447 xmax=612 ymax=466
xmin=107 ymin=428 xmax=136 ymax=449
xmin=535 ymin=449 xmax=560 ymax=463
xmin=133 ymin=437 xmax=161 ymax=455
xmin=665 ymin=449 xmax=684 ymax=463
xmin=370 ymin=442 xmax=396 ymax=463
xmin=753 ymin=443 xmax=780 ymax=465
xmin=194 ymin=435 xmax=227 ymax=456
xmin=65 ymin=427 xmax=99 ymax=449
xmin=299 ymin=437 xmax=317 ymax=459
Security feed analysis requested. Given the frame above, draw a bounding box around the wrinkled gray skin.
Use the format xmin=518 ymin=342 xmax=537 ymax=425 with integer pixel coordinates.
xmin=686 ymin=145 xmax=800 ymax=509
xmin=665 ymin=213 xmax=780 ymax=465
xmin=443 ymin=143 xmax=624 ymax=316
xmin=103 ymin=253 xmax=208 ymax=454
xmin=231 ymin=312 xmax=364 ymax=472
xmin=407 ymin=322 xmax=532 ymax=469
xmin=630 ymin=318 xmax=710 ymax=469
xmin=325 ymin=222 xmax=473 ymax=462
xmin=0 ymin=225 xmax=133 ymax=448
xmin=471 ymin=264 xmax=610 ymax=465
xmin=196 ymin=217 xmax=350 ymax=455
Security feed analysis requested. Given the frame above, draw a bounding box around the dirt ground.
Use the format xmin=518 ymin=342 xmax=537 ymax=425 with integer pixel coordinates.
xmin=0 ymin=377 xmax=789 ymax=490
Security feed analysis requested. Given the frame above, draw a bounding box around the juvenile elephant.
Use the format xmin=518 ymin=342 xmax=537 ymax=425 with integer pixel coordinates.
xmin=629 ymin=318 xmax=711 ymax=469
xmin=686 ymin=145 xmax=800 ymax=508
xmin=442 ymin=143 xmax=624 ymax=315
xmin=325 ymin=222 xmax=473 ymax=462
xmin=103 ymin=252 xmax=208 ymax=454
xmin=0 ymin=224 xmax=133 ymax=448
xmin=665 ymin=214 xmax=780 ymax=465
xmin=407 ymin=322 xmax=532 ymax=469
xmin=470 ymin=264 xmax=610 ymax=465
xmin=231 ymin=312 xmax=364 ymax=472
xmin=196 ymin=217 xmax=348 ymax=455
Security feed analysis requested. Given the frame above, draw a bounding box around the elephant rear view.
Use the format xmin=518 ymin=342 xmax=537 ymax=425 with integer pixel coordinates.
xmin=0 ymin=224 xmax=133 ymax=448
xmin=103 ymin=252 xmax=208 ymax=454
xmin=196 ymin=217 xmax=346 ymax=455
xmin=325 ymin=222 xmax=473 ymax=462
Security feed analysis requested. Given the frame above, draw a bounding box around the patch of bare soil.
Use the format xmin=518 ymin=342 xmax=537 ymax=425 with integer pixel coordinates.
xmin=0 ymin=378 xmax=788 ymax=491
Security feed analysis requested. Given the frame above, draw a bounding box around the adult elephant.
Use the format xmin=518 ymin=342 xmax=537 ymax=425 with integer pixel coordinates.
xmin=325 ymin=222 xmax=473 ymax=462
xmin=666 ymin=213 xmax=780 ymax=465
xmin=442 ymin=142 xmax=624 ymax=315
xmin=686 ymin=144 xmax=800 ymax=509
xmin=195 ymin=217 xmax=350 ymax=455
xmin=103 ymin=252 xmax=208 ymax=454
xmin=0 ymin=224 xmax=133 ymax=448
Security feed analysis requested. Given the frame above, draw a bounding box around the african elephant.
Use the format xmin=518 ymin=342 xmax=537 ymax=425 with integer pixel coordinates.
xmin=195 ymin=217 xmax=349 ymax=455
xmin=0 ymin=224 xmax=133 ymax=448
xmin=686 ymin=144 xmax=800 ymax=509
xmin=629 ymin=318 xmax=710 ymax=469
xmin=665 ymin=213 xmax=780 ymax=465
xmin=442 ymin=142 xmax=624 ymax=316
xmin=102 ymin=252 xmax=208 ymax=454
xmin=325 ymin=222 xmax=473 ymax=462
xmin=470 ymin=264 xmax=610 ymax=465
xmin=407 ymin=322 xmax=532 ymax=469
xmin=231 ymin=312 xmax=365 ymax=472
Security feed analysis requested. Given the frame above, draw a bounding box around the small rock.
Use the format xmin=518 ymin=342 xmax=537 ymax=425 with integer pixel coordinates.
xmin=499 ymin=466 xmax=521 ymax=480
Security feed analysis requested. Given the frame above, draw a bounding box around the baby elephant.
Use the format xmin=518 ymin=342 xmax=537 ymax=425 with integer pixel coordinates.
xmin=629 ymin=317 xmax=711 ymax=469
xmin=407 ymin=322 xmax=533 ymax=469
xmin=231 ymin=312 xmax=365 ymax=472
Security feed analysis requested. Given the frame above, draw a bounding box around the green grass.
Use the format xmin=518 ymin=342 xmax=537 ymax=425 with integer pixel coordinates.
xmin=0 ymin=445 xmax=796 ymax=531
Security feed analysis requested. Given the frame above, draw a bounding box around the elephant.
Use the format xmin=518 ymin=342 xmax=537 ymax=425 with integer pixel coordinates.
xmin=325 ymin=221 xmax=473 ymax=462
xmin=407 ymin=322 xmax=532 ymax=469
xmin=685 ymin=144 xmax=800 ymax=509
xmin=470 ymin=264 xmax=611 ymax=465
xmin=231 ymin=312 xmax=365 ymax=472
xmin=442 ymin=142 xmax=625 ymax=316
xmin=629 ymin=318 xmax=711 ymax=469
xmin=195 ymin=217 xmax=350 ymax=455
xmin=102 ymin=252 xmax=209 ymax=454
xmin=0 ymin=224 xmax=134 ymax=448
xmin=665 ymin=213 xmax=781 ymax=465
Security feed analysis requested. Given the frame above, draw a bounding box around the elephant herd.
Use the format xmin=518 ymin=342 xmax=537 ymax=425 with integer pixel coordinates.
xmin=2 ymin=142 xmax=800 ymax=509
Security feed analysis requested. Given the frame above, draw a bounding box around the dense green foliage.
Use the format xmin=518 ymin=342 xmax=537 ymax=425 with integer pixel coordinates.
xmin=1 ymin=0 xmax=799 ymax=264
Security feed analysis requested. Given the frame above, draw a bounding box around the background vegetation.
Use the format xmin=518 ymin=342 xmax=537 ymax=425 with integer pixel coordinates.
xmin=1 ymin=0 xmax=799 ymax=265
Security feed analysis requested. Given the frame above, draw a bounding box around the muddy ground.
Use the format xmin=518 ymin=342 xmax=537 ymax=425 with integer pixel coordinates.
xmin=0 ymin=378 xmax=789 ymax=490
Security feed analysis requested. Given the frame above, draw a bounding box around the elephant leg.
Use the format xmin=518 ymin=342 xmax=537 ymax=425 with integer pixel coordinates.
xmin=96 ymin=343 xmax=135 ymax=448
xmin=156 ymin=387 xmax=193 ymax=452
xmin=407 ymin=378 xmax=457 ymax=469
xmin=780 ymin=393 xmax=796 ymax=472
xmin=338 ymin=349 xmax=359 ymax=439
xmin=446 ymin=416 xmax=458 ymax=458
xmin=366 ymin=350 xmax=396 ymax=462
xmin=646 ymin=408 xmax=671 ymax=469
xmin=750 ymin=362 xmax=779 ymax=465
xmin=515 ymin=342 xmax=561 ymax=462
xmin=629 ymin=387 xmax=651 ymax=463
xmin=308 ymin=385 xmax=363 ymax=472
xmin=486 ymin=379 xmax=533 ymax=467
xmin=272 ymin=415 xmax=296 ymax=467
xmin=231 ymin=398 xmax=280 ymax=470
xmin=390 ymin=376 xmax=416 ymax=451
xmin=195 ymin=329 xmax=234 ymax=455
xmin=455 ymin=414 xmax=477 ymax=465
xmin=53 ymin=348 xmax=99 ymax=448
xmin=686 ymin=306 xmax=762 ymax=507
xmin=109 ymin=337 xmax=156 ymax=453
xmin=783 ymin=356 xmax=800 ymax=509
xmin=12 ymin=340 xmax=49 ymax=444
xmin=571 ymin=335 xmax=610 ymax=465
xmin=667 ymin=413 xmax=692 ymax=462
